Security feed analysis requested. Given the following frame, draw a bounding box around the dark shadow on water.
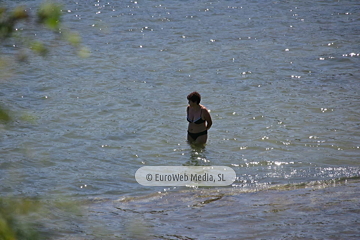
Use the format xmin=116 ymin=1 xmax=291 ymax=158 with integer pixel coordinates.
xmin=183 ymin=142 xmax=211 ymax=166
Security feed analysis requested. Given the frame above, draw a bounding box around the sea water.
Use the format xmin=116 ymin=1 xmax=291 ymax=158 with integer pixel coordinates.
xmin=0 ymin=0 xmax=359 ymax=239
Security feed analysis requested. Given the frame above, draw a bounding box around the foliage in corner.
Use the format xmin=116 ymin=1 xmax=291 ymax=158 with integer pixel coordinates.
xmin=0 ymin=1 xmax=90 ymax=123
xmin=1 ymin=1 xmax=90 ymax=56
xmin=0 ymin=197 xmax=45 ymax=240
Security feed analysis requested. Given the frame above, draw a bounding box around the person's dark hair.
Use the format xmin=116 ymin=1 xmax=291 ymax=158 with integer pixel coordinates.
xmin=187 ymin=91 xmax=201 ymax=104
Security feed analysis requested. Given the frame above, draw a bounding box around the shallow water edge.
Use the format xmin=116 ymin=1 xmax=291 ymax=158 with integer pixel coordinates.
xmin=55 ymin=178 xmax=360 ymax=240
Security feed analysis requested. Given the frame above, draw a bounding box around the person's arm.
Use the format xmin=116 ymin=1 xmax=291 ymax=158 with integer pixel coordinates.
xmin=204 ymin=109 xmax=212 ymax=130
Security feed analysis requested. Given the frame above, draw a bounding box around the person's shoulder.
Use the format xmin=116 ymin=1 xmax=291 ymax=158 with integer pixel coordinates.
xmin=200 ymin=105 xmax=210 ymax=112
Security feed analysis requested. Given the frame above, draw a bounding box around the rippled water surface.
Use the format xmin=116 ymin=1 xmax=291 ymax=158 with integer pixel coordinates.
xmin=1 ymin=0 xmax=359 ymax=239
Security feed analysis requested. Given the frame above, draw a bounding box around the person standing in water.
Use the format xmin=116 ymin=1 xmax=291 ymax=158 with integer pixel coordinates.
xmin=187 ymin=92 xmax=212 ymax=144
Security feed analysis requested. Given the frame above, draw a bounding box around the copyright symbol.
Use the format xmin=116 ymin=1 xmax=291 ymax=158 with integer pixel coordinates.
xmin=146 ymin=174 xmax=152 ymax=181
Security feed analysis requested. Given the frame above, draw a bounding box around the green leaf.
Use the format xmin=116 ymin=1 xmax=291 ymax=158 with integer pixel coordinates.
xmin=37 ymin=2 xmax=62 ymax=30
xmin=77 ymin=46 xmax=91 ymax=58
xmin=65 ymin=31 xmax=81 ymax=47
xmin=30 ymin=41 xmax=48 ymax=56
xmin=12 ymin=6 xmax=29 ymax=20
xmin=0 ymin=107 xmax=11 ymax=122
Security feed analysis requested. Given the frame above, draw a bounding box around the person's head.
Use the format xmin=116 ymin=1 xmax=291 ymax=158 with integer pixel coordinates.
xmin=187 ymin=91 xmax=201 ymax=105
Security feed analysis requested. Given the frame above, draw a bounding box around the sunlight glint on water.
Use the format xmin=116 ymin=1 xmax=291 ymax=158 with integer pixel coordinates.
xmin=0 ymin=0 xmax=359 ymax=239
